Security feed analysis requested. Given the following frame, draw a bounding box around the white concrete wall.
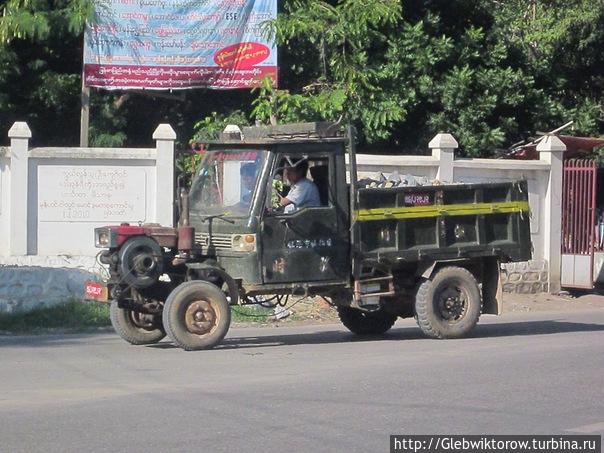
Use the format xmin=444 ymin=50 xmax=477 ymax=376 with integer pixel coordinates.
xmin=0 ymin=123 xmax=176 ymax=259
xmin=0 ymin=123 xmax=176 ymax=312
xmin=29 ymin=151 xmax=158 ymax=256
xmin=354 ymin=154 xmax=439 ymax=181
xmin=0 ymin=148 xmax=10 ymax=255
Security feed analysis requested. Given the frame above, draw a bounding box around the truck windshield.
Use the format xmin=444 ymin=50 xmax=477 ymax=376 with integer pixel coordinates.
xmin=189 ymin=149 xmax=266 ymax=218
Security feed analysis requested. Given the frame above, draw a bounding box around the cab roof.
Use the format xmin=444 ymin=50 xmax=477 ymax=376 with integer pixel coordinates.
xmin=204 ymin=121 xmax=349 ymax=147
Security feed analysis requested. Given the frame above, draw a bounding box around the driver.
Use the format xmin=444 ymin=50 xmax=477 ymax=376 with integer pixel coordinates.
xmin=280 ymin=160 xmax=321 ymax=214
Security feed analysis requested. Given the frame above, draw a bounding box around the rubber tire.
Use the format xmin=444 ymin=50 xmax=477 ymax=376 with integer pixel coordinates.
xmin=110 ymin=301 xmax=166 ymax=345
xmin=162 ymin=281 xmax=231 ymax=351
xmin=337 ymin=306 xmax=397 ymax=335
xmin=415 ymin=266 xmax=481 ymax=339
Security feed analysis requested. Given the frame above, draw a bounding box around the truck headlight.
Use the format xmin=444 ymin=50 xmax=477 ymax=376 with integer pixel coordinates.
xmin=95 ymin=227 xmax=117 ymax=248
xmin=231 ymin=234 xmax=256 ymax=252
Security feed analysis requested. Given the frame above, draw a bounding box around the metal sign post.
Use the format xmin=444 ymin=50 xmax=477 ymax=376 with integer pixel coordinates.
xmin=80 ymin=56 xmax=90 ymax=147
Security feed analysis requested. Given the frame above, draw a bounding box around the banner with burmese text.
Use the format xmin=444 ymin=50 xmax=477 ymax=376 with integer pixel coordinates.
xmin=83 ymin=0 xmax=277 ymax=90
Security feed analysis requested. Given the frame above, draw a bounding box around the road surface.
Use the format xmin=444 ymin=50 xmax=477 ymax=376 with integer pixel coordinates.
xmin=1 ymin=309 xmax=603 ymax=452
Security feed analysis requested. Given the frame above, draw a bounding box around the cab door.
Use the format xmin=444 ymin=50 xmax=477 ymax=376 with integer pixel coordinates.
xmin=260 ymin=151 xmax=349 ymax=284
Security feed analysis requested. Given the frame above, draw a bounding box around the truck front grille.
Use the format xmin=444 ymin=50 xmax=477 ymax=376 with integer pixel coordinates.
xmin=195 ymin=233 xmax=232 ymax=251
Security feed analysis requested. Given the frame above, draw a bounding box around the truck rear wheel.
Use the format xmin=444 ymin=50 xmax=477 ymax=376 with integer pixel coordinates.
xmin=110 ymin=302 xmax=166 ymax=345
xmin=415 ymin=266 xmax=481 ymax=339
xmin=162 ymin=281 xmax=231 ymax=351
xmin=337 ymin=306 xmax=397 ymax=335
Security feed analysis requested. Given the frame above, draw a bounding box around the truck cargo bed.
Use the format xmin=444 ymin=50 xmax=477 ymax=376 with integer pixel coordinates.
xmin=356 ymin=181 xmax=531 ymax=264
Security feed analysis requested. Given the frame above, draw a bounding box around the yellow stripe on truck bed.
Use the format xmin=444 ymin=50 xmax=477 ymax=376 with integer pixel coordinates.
xmin=355 ymin=201 xmax=530 ymax=221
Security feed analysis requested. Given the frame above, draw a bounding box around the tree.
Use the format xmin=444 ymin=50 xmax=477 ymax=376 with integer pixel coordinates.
xmin=0 ymin=0 xmax=92 ymax=43
xmin=253 ymin=0 xmax=546 ymax=156
xmin=249 ymin=0 xmax=604 ymax=156
xmin=252 ymin=0 xmax=403 ymax=142
xmin=0 ymin=0 xmax=602 ymax=155
xmin=0 ymin=0 xmax=90 ymax=144
xmin=491 ymin=0 xmax=604 ymax=138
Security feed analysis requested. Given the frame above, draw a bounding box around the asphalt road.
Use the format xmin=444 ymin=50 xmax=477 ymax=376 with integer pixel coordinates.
xmin=1 ymin=309 xmax=603 ymax=453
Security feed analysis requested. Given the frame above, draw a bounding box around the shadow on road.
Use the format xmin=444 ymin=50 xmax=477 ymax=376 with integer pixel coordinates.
xmin=146 ymin=318 xmax=604 ymax=351
xmin=468 ymin=319 xmax=604 ymax=338
xmin=1 ymin=318 xmax=603 ymax=349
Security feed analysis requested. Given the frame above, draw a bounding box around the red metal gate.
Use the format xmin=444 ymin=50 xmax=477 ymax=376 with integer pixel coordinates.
xmin=561 ymin=159 xmax=597 ymax=288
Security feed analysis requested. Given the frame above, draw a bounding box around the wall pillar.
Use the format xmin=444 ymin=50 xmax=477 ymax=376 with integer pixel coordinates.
xmin=429 ymin=133 xmax=458 ymax=183
xmin=8 ymin=122 xmax=31 ymax=255
xmin=537 ymin=135 xmax=566 ymax=293
xmin=153 ymin=124 xmax=176 ymax=227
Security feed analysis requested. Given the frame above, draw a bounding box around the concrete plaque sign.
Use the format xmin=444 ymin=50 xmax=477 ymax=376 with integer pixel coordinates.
xmin=38 ymin=166 xmax=147 ymax=222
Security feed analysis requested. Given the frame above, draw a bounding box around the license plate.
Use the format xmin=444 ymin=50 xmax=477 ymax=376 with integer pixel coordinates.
xmin=84 ymin=281 xmax=109 ymax=302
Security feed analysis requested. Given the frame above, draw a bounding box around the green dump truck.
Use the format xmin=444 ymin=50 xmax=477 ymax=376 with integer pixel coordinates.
xmin=91 ymin=122 xmax=532 ymax=350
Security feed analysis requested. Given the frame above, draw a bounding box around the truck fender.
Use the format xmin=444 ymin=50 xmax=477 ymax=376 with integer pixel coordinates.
xmin=416 ymin=257 xmax=502 ymax=315
xmin=418 ymin=261 xmax=437 ymax=279
xmin=481 ymin=257 xmax=502 ymax=315
xmin=185 ymin=263 xmax=239 ymax=306
xmin=416 ymin=259 xmax=465 ymax=279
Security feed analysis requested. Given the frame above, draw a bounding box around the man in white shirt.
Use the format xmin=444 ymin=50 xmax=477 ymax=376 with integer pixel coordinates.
xmin=280 ymin=160 xmax=321 ymax=214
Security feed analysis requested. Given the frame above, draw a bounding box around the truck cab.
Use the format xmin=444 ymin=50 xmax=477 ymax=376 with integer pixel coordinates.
xmin=188 ymin=125 xmax=351 ymax=290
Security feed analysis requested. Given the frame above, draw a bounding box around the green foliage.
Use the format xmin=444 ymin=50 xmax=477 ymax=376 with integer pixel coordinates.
xmin=421 ymin=27 xmax=540 ymax=155
xmin=0 ymin=0 xmax=96 ymax=144
xmin=0 ymin=0 xmax=602 ymax=156
xmin=174 ymin=110 xmax=251 ymax=182
xmin=0 ymin=299 xmax=110 ymax=333
xmin=251 ymin=77 xmax=347 ymax=125
xmin=271 ymin=178 xmax=283 ymax=208
xmin=89 ymin=93 xmax=129 ymax=147
xmin=190 ymin=110 xmax=250 ymax=144
xmin=0 ymin=0 xmax=94 ymax=43
xmin=256 ymin=0 xmax=404 ymax=140
xmin=230 ymin=305 xmax=274 ymax=323
xmin=253 ymin=1 xmax=528 ymax=154
xmin=250 ymin=0 xmax=604 ymax=156
xmin=491 ymin=0 xmax=604 ymax=139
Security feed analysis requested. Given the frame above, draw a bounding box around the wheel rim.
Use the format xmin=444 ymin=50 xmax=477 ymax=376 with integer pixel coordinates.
xmin=184 ymin=300 xmax=219 ymax=336
xmin=436 ymin=282 xmax=468 ymax=323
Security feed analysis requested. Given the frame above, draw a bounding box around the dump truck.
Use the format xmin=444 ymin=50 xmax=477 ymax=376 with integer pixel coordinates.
xmin=90 ymin=122 xmax=532 ymax=350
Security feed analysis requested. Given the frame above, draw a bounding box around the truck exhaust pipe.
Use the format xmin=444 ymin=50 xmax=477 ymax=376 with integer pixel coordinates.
xmin=177 ymin=187 xmax=194 ymax=253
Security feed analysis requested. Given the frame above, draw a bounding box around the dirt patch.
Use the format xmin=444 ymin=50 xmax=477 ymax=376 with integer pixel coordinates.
xmin=232 ymin=296 xmax=338 ymax=327
xmin=288 ymin=296 xmax=339 ymax=323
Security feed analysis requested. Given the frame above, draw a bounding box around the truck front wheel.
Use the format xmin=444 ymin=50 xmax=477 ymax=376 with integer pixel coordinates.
xmin=415 ymin=266 xmax=481 ymax=339
xmin=162 ymin=281 xmax=231 ymax=351
xmin=337 ymin=306 xmax=397 ymax=335
xmin=110 ymin=302 xmax=166 ymax=345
